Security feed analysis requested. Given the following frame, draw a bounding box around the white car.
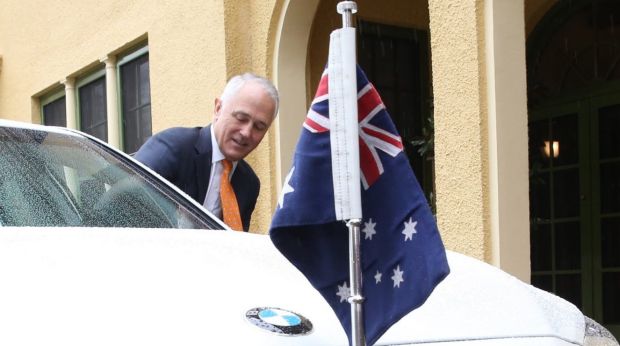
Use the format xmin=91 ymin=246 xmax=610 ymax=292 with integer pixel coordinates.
xmin=0 ymin=120 xmax=617 ymax=346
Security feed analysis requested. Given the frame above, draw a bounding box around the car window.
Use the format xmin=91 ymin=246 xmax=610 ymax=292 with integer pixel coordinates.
xmin=0 ymin=126 xmax=217 ymax=229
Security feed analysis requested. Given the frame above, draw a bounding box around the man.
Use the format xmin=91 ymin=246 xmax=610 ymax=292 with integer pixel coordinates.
xmin=135 ymin=73 xmax=279 ymax=231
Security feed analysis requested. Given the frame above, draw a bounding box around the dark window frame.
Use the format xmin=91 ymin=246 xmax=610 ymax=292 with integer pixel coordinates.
xmin=117 ymin=45 xmax=152 ymax=154
xmin=76 ymin=70 xmax=108 ymax=142
xmin=40 ymin=89 xmax=67 ymax=127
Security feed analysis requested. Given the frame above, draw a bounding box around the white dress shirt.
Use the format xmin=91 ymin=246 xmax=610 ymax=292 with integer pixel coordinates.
xmin=203 ymin=126 xmax=236 ymax=218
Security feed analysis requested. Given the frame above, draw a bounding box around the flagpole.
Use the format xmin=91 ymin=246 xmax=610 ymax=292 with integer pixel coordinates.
xmin=335 ymin=3 xmax=365 ymax=346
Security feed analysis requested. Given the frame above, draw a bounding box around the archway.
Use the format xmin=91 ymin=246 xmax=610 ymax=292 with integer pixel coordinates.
xmin=273 ymin=0 xmax=321 ymax=186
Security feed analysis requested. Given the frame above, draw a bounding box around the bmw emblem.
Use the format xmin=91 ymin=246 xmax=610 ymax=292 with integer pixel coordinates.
xmin=245 ymin=307 xmax=313 ymax=336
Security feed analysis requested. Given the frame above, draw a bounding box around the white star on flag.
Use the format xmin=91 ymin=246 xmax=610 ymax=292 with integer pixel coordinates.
xmin=278 ymin=166 xmax=295 ymax=208
xmin=402 ymin=217 xmax=418 ymax=241
xmin=336 ymin=281 xmax=350 ymax=303
xmin=391 ymin=265 xmax=404 ymax=288
xmin=374 ymin=270 xmax=382 ymax=284
xmin=362 ymin=218 xmax=377 ymax=240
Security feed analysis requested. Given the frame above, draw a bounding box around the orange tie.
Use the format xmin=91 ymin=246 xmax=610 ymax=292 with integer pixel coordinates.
xmin=220 ymin=159 xmax=243 ymax=231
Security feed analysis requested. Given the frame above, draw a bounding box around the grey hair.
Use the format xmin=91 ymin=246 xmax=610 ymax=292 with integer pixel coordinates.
xmin=220 ymin=73 xmax=279 ymax=118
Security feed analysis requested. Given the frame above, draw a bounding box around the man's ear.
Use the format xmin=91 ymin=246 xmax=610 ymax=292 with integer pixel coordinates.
xmin=214 ymin=98 xmax=222 ymax=120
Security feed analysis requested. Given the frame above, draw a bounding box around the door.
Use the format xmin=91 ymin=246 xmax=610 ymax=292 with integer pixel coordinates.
xmin=529 ymin=90 xmax=620 ymax=338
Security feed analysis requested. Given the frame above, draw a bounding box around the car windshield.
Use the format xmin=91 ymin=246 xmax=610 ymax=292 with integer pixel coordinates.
xmin=0 ymin=125 xmax=218 ymax=229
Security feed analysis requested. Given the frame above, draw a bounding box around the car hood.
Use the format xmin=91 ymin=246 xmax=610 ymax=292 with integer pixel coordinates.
xmin=0 ymin=228 xmax=584 ymax=345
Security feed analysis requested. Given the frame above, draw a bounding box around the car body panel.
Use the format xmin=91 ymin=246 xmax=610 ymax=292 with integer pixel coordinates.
xmin=0 ymin=227 xmax=584 ymax=345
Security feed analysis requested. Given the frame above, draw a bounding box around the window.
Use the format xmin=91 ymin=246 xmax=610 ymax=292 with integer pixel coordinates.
xmin=37 ymin=42 xmax=152 ymax=152
xmin=119 ymin=46 xmax=151 ymax=154
xmin=41 ymin=91 xmax=67 ymax=127
xmin=77 ymin=71 xmax=107 ymax=141
xmin=357 ymin=21 xmax=433 ymax=205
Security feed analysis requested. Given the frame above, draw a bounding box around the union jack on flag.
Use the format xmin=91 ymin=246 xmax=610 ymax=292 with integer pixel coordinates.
xmin=303 ymin=70 xmax=404 ymax=189
xmin=271 ymin=65 xmax=449 ymax=346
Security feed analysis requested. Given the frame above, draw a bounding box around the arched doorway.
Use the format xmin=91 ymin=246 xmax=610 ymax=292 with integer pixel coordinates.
xmin=306 ymin=0 xmax=435 ymax=200
xmin=273 ymin=0 xmax=321 ymax=186
xmin=527 ymin=0 xmax=620 ymax=337
xmin=276 ymin=0 xmax=432 ymax=195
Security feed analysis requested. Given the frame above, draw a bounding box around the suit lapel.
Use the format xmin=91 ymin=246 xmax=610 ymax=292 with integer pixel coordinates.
xmin=194 ymin=126 xmax=213 ymax=204
xmin=231 ymin=168 xmax=248 ymax=213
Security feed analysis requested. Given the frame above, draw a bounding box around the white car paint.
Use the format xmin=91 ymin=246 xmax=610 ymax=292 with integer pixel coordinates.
xmin=0 ymin=227 xmax=586 ymax=345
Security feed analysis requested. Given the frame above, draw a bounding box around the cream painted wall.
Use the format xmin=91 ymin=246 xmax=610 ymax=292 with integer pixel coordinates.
xmin=427 ymin=0 xmax=530 ymax=281
xmin=484 ymin=0 xmax=530 ymax=282
xmin=0 ymin=0 xmax=549 ymax=275
xmin=0 ymin=0 xmax=228 ymax=129
xmin=428 ymin=0 xmax=489 ymax=260
xmin=221 ymin=0 xmax=282 ymax=233
xmin=273 ymin=0 xmax=321 ymax=191
xmin=277 ymin=0 xmax=532 ymax=280
xmin=0 ymin=0 xmax=283 ymax=232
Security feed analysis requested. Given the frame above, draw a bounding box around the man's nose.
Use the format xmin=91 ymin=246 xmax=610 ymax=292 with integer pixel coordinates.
xmin=239 ymin=122 xmax=253 ymax=137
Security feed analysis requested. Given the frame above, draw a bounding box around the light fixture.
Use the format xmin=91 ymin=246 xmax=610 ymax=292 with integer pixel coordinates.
xmin=543 ymin=140 xmax=559 ymax=158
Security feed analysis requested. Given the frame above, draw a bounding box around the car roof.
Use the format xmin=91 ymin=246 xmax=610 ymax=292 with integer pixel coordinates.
xmin=0 ymin=119 xmax=78 ymax=135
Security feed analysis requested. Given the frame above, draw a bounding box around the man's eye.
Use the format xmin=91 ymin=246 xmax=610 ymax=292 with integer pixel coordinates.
xmin=234 ymin=113 xmax=249 ymax=122
xmin=255 ymin=123 xmax=267 ymax=131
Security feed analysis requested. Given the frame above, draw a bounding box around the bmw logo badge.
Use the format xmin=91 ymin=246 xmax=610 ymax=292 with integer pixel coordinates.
xmin=245 ymin=307 xmax=313 ymax=336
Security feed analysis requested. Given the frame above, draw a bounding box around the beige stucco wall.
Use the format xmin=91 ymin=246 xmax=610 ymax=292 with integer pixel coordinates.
xmin=0 ymin=0 xmax=227 ymax=127
xmin=307 ymin=0 xmax=496 ymax=262
xmin=286 ymin=0 xmax=530 ymax=281
xmin=0 ymin=0 xmax=546 ymax=280
xmin=426 ymin=0 xmax=530 ymax=281
xmin=427 ymin=0 xmax=489 ymax=259
xmin=0 ymin=0 xmax=281 ymax=232
xmin=221 ymin=0 xmax=281 ymax=233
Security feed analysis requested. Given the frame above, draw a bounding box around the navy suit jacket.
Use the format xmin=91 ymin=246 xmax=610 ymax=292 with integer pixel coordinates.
xmin=134 ymin=126 xmax=259 ymax=231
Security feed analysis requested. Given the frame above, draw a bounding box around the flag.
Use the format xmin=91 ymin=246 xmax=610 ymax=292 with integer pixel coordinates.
xmin=270 ymin=66 xmax=450 ymax=346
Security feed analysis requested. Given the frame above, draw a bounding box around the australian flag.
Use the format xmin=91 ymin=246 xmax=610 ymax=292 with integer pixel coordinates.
xmin=270 ymin=66 xmax=450 ymax=346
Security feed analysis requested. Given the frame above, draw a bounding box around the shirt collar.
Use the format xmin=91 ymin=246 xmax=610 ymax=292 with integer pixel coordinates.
xmin=210 ymin=125 xmax=237 ymax=169
xmin=210 ymin=125 xmax=225 ymax=163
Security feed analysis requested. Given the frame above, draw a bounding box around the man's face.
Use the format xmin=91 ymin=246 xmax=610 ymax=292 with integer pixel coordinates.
xmin=213 ymin=81 xmax=276 ymax=162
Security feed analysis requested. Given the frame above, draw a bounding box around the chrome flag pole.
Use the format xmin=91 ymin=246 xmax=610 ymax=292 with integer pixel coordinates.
xmin=330 ymin=1 xmax=365 ymax=346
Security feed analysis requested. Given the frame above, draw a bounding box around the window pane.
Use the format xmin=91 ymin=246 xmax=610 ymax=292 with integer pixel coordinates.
xmin=139 ymin=58 xmax=151 ymax=104
xmin=602 ymin=217 xmax=620 ymax=268
xmin=553 ymin=168 xmax=580 ymax=218
xmin=554 ymin=221 xmax=581 ymax=270
xmin=529 ymin=119 xmax=550 ymax=169
xmin=599 ymin=104 xmax=620 ymax=159
xmin=530 ymin=171 xmax=551 ymax=219
xmin=79 ymin=76 xmax=107 ymax=141
xmin=603 ymin=272 xmax=620 ymax=324
xmin=358 ymin=21 xmax=431 ymax=199
xmin=556 ymin=274 xmax=582 ymax=309
xmin=601 ymin=161 xmax=620 ymax=213
xmin=551 ymin=114 xmax=578 ymax=166
xmin=373 ymin=39 xmax=395 ymax=89
xmin=531 ymin=223 xmax=552 ymax=271
xmin=121 ymin=53 xmax=152 ymax=154
xmin=43 ymin=96 xmax=67 ymax=127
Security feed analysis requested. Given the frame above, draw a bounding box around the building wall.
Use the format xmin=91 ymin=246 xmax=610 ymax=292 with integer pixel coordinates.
xmin=426 ymin=0 xmax=530 ymax=280
xmin=0 ymin=0 xmax=280 ymax=232
xmin=0 ymin=0 xmax=227 ymax=127
xmin=0 ymin=0 xmax=549 ymax=281
xmin=297 ymin=0 xmax=530 ymax=281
